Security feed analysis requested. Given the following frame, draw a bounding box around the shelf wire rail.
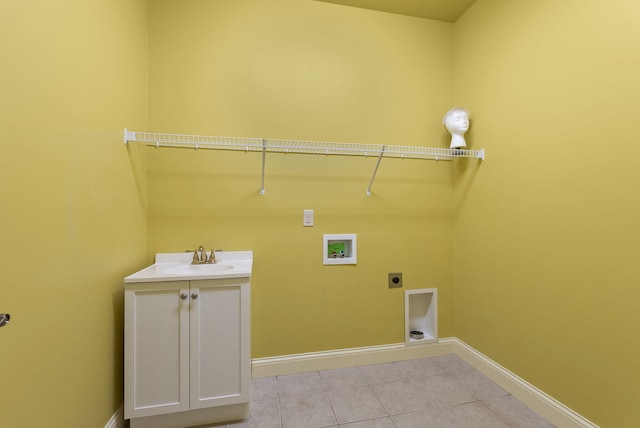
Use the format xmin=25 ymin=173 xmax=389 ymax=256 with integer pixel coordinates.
xmin=124 ymin=129 xmax=484 ymax=195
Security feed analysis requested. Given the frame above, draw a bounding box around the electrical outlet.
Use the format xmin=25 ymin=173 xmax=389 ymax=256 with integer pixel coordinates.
xmin=303 ymin=209 xmax=314 ymax=227
xmin=388 ymin=273 xmax=403 ymax=288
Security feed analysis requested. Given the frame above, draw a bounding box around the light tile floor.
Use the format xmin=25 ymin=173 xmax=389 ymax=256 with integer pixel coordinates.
xmin=217 ymin=354 xmax=556 ymax=428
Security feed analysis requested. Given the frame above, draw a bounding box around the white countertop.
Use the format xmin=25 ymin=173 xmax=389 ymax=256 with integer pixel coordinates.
xmin=124 ymin=251 xmax=253 ymax=283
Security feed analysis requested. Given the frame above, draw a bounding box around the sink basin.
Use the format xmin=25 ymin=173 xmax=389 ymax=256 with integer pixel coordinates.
xmin=157 ymin=264 xmax=234 ymax=275
xmin=124 ymin=251 xmax=252 ymax=283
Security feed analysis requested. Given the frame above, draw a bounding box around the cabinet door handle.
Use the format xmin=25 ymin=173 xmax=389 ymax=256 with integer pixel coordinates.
xmin=191 ymin=293 xmax=199 ymax=300
xmin=180 ymin=293 xmax=188 ymax=300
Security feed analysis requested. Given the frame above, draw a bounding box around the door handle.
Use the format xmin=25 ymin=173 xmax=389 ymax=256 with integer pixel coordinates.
xmin=0 ymin=313 xmax=10 ymax=328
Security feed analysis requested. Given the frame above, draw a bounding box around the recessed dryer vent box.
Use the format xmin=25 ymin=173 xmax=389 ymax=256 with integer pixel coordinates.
xmin=405 ymin=288 xmax=438 ymax=345
xmin=323 ymin=234 xmax=357 ymax=265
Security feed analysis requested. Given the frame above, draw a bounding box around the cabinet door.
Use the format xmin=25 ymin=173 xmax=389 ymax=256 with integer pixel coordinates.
xmin=189 ymin=278 xmax=250 ymax=409
xmin=124 ymin=281 xmax=190 ymax=419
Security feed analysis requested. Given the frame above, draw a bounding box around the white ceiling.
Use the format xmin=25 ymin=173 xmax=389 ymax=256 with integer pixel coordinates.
xmin=315 ymin=0 xmax=478 ymax=23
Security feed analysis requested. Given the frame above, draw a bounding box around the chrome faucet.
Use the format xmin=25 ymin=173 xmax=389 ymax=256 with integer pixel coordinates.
xmin=192 ymin=246 xmax=217 ymax=264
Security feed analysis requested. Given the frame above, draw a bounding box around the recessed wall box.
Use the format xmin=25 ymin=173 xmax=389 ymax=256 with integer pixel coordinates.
xmin=323 ymin=234 xmax=357 ymax=265
xmin=405 ymin=288 xmax=438 ymax=345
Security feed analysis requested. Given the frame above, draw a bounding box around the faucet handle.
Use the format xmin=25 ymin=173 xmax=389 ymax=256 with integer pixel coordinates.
xmin=207 ymin=249 xmax=223 ymax=263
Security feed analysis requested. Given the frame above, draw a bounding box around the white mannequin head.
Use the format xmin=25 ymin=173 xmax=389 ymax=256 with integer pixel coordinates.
xmin=443 ymin=107 xmax=470 ymax=149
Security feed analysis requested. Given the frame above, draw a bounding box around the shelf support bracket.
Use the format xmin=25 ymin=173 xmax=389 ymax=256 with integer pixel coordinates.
xmin=124 ymin=128 xmax=136 ymax=145
xmin=259 ymin=139 xmax=267 ymax=195
xmin=366 ymin=145 xmax=386 ymax=196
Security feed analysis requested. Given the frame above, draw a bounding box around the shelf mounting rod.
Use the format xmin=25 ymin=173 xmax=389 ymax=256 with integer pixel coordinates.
xmin=366 ymin=145 xmax=386 ymax=196
xmin=259 ymin=139 xmax=267 ymax=195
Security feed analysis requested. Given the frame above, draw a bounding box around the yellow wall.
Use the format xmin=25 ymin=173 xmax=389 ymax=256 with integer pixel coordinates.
xmin=453 ymin=0 xmax=640 ymax=426
xmin=0 ymin=0 xmax=148 ymax=426
xmin=7 ymin=1 xmax=633 ymax=426
xmin=147 ymin=0 xmax=456 ymax=357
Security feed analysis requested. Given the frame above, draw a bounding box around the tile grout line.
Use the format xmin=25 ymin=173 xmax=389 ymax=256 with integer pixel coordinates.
xmin=477 ymin=399 xmax=512 ymax=428
xmin=319 ymin=370 xmax=342 ymax=427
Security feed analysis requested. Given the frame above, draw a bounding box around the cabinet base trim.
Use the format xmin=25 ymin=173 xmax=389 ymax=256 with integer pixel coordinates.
xmin=126 ymin=403 xmax=248 ymax=428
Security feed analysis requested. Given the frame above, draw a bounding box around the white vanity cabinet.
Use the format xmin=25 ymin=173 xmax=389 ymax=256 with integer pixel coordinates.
xmin=124 ymin=277 xmax=250 ymax=428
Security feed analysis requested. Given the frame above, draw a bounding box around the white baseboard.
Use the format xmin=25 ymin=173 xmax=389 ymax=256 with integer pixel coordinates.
xmin=449 ymin=338 xmax=598 ymax=428
xmin=251 ymin=337 xmax=599 ymax=428
xmin=251 ymin=341 xmax=454 ymax=378
xmin=104 ymin=402 xmax=125 ymax=428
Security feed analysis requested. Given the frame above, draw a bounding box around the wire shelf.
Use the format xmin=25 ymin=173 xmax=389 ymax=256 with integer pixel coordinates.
xmin=124 ymin=129 xmax=484 ymax=195
xmin=125 ymin=130 xmax=484 ymax=160
xmin=127 ymin=131 xmax=264 ymax=152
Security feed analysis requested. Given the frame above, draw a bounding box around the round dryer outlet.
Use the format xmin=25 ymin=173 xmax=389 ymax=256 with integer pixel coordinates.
xmin=388 ymin=273 xmax=403 ymax=288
